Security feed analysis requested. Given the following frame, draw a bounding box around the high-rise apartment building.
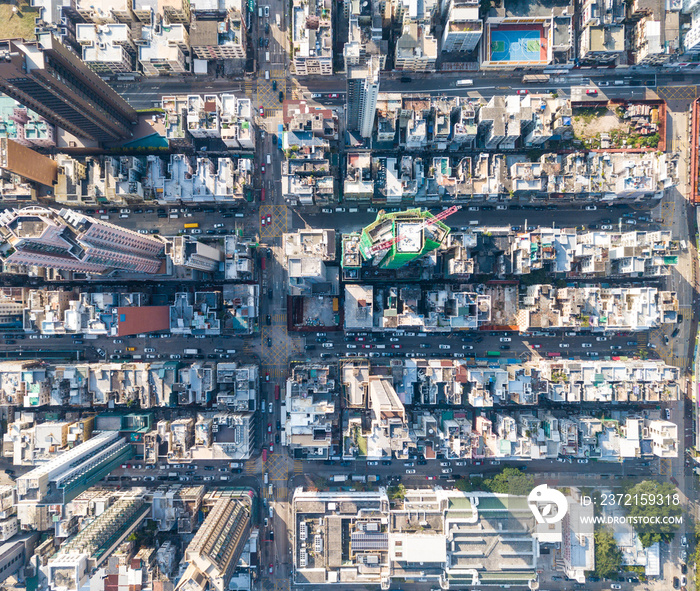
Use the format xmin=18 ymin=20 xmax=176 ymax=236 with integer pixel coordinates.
xmin=346 ymin=56 xmax=380 ymax=139
xmin=0 ymin=207 xmax=164 ymax=275
xmin=16 ymin=431 xmax=133 ymax=530
xmin=0 ymin=34 xmax=137 ymax=142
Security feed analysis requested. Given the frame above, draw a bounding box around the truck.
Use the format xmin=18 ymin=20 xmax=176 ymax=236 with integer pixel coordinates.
xmin=276 ymin=13 xmax=280 ymax=26
xmin=184 ymin=223 xmax=199 ymax=229
xmin=84 ymin=334 xmax=98 ymax=340
xmin=184 ymin=348 xmax=200 ymax=355
xmin=331 ymin=474 xmax=348 ymax=482
xmin=351 ymin=475 xmax=366 ymax=482
xmin=367 ymin=475 xmax=380 ymax=482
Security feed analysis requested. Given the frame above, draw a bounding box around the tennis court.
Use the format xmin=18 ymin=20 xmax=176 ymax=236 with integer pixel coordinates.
xmin=488 ymin=24 xmax=548 ymax=64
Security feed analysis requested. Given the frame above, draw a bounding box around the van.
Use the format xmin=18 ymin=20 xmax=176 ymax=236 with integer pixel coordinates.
xmin=375 ymin=344 xmax=386 ymax=349
xmin=268 ymin=484 xmax=273 ymax=496
xmin=119 ymin=214 xmax=129 ymax=218
xmin=469 ymin=220 xmax=479 ymax=225
xmin=265 ymin=52 xmax=270 ymax=62
xmin=266 ymin=154 xmax=271 ymax=165
xmin=269 ymin=505 xmax=274 ymax=518
xmin=235 ymin=213 xmax=245 ymax=218
xmin=219 ymin=475 xmax=229 ymax=481
xmin=264 ymin=472 xmax=269 ymax=484
xmin=613 ymin=80 xmax=624 ymax=85
xmin=348 ymin=208 xmax=358 ymax=213
xmin=258 ymin=6 xmax=262 ymax=16
xmin=265 ymin=70 xmax=269 ymax=80
xmin=100 ymin=215 xmax=110 ymax=220
xmin=169 ymin=213 xmax=179 ymax=219
xmin=226 ymin=349 xmax=237 ymax=354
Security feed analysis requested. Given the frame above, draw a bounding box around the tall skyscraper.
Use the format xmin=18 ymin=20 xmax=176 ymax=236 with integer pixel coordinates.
xmin=0 ymin=34 xmax=137 ymax=142
xmin=0 ymin=206 xmax=164 ymax=274
xmin=346 ymin=56 xmax=380 ymax=139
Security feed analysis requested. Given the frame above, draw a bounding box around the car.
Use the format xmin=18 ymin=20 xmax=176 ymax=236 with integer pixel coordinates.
xmin=266 ymin=214 xmax=271 ymax=225
xmin=145 ymin=348 xmax=156 ymax=353
xmin=170 ymin=354 xmax=181 ymax=359
xmin=439 ymin=344 xmax=451 ymax=350
xmin=265 ymin=372 xmax=270 ymax=382
xmin=191 ymin=229 xmax=201 ymax=234
xmin=586 ymin=88 xmax=598 ymax=95
xmin=367 ymin=461 xmax=378 ymax=466
xmin=672 ymin=578 xmax=680 ymax=590
xmin=681 ymin=535 xmax=687 ymax=547
xmin=329 ymin=93 xmax=339 ymax=98
xmin=585 ymin=205 xmax=597 ymax=210
xmin=462 ymin=345 xmax=473 ymax=350
xmin=624 ymin=219 xmax=636 ymax=225
xmin=265 ymin=38 xmax=269 ymax=47
xmin=405 ymin=469 xmax=416 ymax=474
xmin=392 ymin=344 xmax=401 ymax=349
xmin=559 ymin=343 xmax=569 ymax=348
xmin=610 ymin=345 xmax=622 ymax=350
xmin=267 ymin=337 xmax=272 ymax=347
xmin=516 ymin=89 xmax=528 ymax=95
xmin=214 ymin=223 xmax=224 ymax=228
xmin=269 ymin=564 xmax=274 ymax=575
xmin=601 ymin=224 xmax=613 ymax=230
xmin=261 ymin=164 xmax=265 ymax=173
xmin=577 ymin=459 xmax=588 ymax=464
xmin=426 ymin=475 xmax=435 ymax=480
xmin=96 ymin=348 xmax=106 ymax=357
xmin=261 ymin=216 xmax=266 ymax=226
xmin=582 ymin=343 xmax=592 ymax=348
xmin=499 ymin=345 xmax=510 ymax=350
xmin=681 ymin=575 xmax=687 ymax=586
xmin=496 ymin=204 xmax=508 ymax=210
xmin=279 ymin=91 xmax=284 ymax=102
xmin=139 ymin=229 xmax=149 ymax=234
xmin=596 ymin=336 xmax=607 ymax=342
xmin=267 ymin=423 xmax=272 ymax=433
xmin=259 ymin=105 xmax=265 ymax=116
xmin=390 ymin=338 xmax=399 ymax=342
xmin=532 ymin=343 xmax=541 ymax=349
xmin=500 ymin=337 xmax=511 ymax=342
xmin=266 ymin=314 xmax=271 ymax=325
xmin=269 ymin=402 xmax=273 ymax=413
xmin=400 ymin=76 xmax=412 ymax=83
xmin=441 ymin=468 xmax=453 ymax=473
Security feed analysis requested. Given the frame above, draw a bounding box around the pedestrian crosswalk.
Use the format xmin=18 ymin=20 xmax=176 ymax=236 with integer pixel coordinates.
xmin=244 ymin=458 xmax=259 ymax=475
xmin=275 ymin=485 xmax=287 ymax=501
xmin=294 ymin=460 xmax=303 ymax=475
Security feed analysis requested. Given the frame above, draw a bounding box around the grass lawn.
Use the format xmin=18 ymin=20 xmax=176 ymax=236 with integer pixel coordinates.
xmin=356 ymin=434 xmax=367 ymax=456
xmin=0 ymin=1 xmax=38 ymax=41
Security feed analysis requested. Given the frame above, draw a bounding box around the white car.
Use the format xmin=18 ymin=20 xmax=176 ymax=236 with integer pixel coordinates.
xmin=439 ymin=344 xmax=451 ymax=350
xmin=322 ymin=343 xmax=333 ymax=348
xmin=463 ymin=345 xmax=473 ymax=350
xmin=582 ymin=343 xmax=592 ymax=348
xmin=496 ymin=205 xmax=508 ymax=210
xmin=585 ymin=205 xmax=597 ymax=210
xmin=596 ymin=336 xmax=607 ymax=342
xmin=500 ymin=337 xmax=511 ymax=342
xmin=577 ymin=459 xmax=588 ymax=464
xmin=559 ymin=343 xmax=569 ymax=348
xmin=145 ymin=348 xmax=155 ymax=353
xmin=269 ymin=402 xmax=273 ymax=413
xmin=601 ymin=224 xmax=613 ymax=230
xmin=624 ymin=219 xmax=636 ymax=225
xmin=29 ymin=335 xmax=39 ymax=339
xmin=214 ymin=223 xmax=225 ymax=228
xmin=405 ymin=469 xmax=416 ymax=474
xmin=191 ymin=229 xmax=201 ymax=234
xmin=390 ymin=338 xmax=399 ymax=342
xmin=170 ymin=354 xmax=181 ymax=359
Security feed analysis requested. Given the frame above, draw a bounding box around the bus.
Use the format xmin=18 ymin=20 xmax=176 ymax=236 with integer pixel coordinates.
xmin=486 ymin=351 xmax=501 ymax=357
xmin=261 ymin=187 xmax=265 ymax=202
xmin=274 ymin=384 xmax=280 ymax=400
xmin=522 ymin=74 xmax=550 ymax=83
xmin=262 ymin=449 xmax=267 ymax=462
xmin=261 ymin=256 xmax=266 ymax=271
xmin=184 ymin=223 xmax=199 ymax=229
xmin=547 ymin=351 xmax=562 ymax=357
xmin=456 ymin=79 xmax=474 ymax=87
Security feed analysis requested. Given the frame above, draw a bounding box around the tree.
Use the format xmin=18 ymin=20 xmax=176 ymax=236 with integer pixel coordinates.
xmin=623 ymin=480 xmax=683 ymax=547
xmin=388 ymin=484 xmax=406 ymax=500
xmin=483 ymin=467 xmax=534 ymax=496
xmin=593 ymin=528 xmax=622 ymax=579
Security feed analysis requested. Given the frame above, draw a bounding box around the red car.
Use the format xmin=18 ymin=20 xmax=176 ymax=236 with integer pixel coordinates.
xmin=269 ymin=443 xmax=274 ymax=453
xmin=268 ymin=423 xmax=272 ymax=433
xmin=363 ymin=344 xmax=371 ymax=349
xmin=586 ymin=88 xmax=598 ymax=95
xmin=356 ymin=337 xmax=365 ymax=341
xmin=261 ymin=164 xmax=266 ymax=173
xmin=261 ymin=216 xmax=266 ymax=226
xmin=516 ymin=89 xmax=528 ymax=95
xmin=259 ymin=105 xmax=265 ymax=116
xmin=269 ymin=564 xmax=274 ymax=574
xmin=265 ymin=371 xmax=270 ymax=381
xmin=266 ymin=214 xmax=271 ymax=225
xmin=392 ymin=344 xmax=401 ymax=349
